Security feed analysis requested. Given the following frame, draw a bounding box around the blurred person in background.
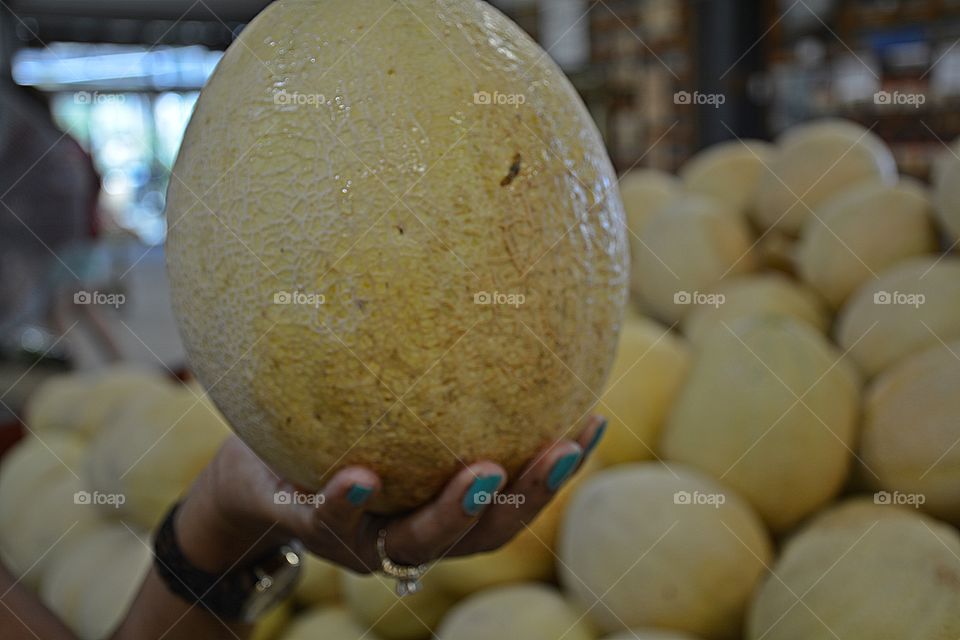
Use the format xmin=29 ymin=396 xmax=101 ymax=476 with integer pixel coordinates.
xmin=0 ymin=81 xmax=100 ymax=346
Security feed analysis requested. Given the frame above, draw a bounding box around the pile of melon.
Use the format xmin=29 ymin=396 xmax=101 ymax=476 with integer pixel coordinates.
xmin=6 ymin=116 xmax=960 ymax=640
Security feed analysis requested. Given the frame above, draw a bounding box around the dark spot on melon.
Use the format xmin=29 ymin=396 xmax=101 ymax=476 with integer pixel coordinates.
xmin=500 ymin=152 xmax=522 ymax=186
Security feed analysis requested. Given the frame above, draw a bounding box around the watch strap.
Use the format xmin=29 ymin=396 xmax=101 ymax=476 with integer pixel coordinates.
xmin=153 ymin=501 xmax=288 ymax=621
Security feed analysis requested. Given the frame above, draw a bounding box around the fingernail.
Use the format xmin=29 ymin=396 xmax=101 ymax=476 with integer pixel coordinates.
xmin=346 ymin=484 xmax=373 ymax=506
xmin=462 ymin=474 xmax=503 ymax=516
xmin=547 ymin=451 xmax=582 ymax=492
xmin=584 ymin=419 xmax=608 ymax=456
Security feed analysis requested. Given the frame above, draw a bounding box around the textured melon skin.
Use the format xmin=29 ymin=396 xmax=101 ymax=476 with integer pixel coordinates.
xmin=165 ymin=0 xmax=628 ymax=511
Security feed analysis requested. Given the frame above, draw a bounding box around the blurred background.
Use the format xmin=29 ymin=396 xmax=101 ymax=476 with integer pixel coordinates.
xmin=1 ymin=0 xmax=959 ymax=422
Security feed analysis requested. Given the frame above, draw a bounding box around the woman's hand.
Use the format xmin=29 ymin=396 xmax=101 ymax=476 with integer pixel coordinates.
xmin=174 ymin=415 xmax=607 ymax=575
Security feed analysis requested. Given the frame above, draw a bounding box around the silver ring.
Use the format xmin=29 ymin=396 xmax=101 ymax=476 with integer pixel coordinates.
xmin=376 ymin=528 xmax=428 ymax=596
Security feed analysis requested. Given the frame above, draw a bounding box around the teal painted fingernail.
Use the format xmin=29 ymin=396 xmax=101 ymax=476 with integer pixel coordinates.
xmin=548 ymin=451 xmax=582 ymax=492
xmin=462 ymin=474 xmax=503 ymax=516
xmin=347 ymin=484 xmax=372 ymax=506
xmin=584 ymin=419 xmax=607 ymax=456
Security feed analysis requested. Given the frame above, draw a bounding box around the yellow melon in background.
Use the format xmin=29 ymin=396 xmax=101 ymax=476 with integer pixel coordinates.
xmin=165 ymin=0 xmax=628 ymax=513
xmin=40 ymin=523 xmax=152 ymax=640
xmin=293 ymin=553 xmax=341 ymax=607
xmin=679 ymin=273 xmax=828 ymax=346
xmin=82 ymin=384 xmax=231 ymax=529
xmin=0 ymin=433 xmax=85 ymax=541
xmin=680 ymin=139 xmax=775 ymax=216
xmin=931 ymin=136 xmax=960 ymax=241
xmin=836 ymin=256 xmax=960 ymax=378
xmin=1 ymin=470 xmax=102 ymax=588
xmin=632 ymin=193 xmax=755 ymax=323
xmin=559 ymin=463 xmax=771 ymax=639
xmin=660 ymin=315 xmax=860 ymax=532
xmin=619 ymin=169 xmax=682 ymax=303
xmin=436 ymin=583 xmax=596 ymax=640
xmin=252 ymin=601 xmax=293 ymax=640
xmin=279 ymin=607 xmax=381 ymax=640
xmin=593 ymin=316 xmax=690 ymax=466
xmin=341 ymin=571 xmax=456 ymax=640
xmin=24 ymin=366 xmax=172 ymax=441
xmin=619 ymin=168 xmax=682 ymax=237
xmin=796 ymin=178 xmax=937 ymax=308
xmin=748 ymin=500 xmax=960 ymax=640
xmin=752 ymin=119 xmax=897 ymax=235
xmin=860 ymin=340 xmax=960 ymax=524
xmin=430 ymin=455 xmax=597 ymax=597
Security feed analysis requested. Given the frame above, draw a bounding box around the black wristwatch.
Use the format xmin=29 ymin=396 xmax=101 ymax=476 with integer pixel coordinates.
xmin=153 ymin=502 xmax=303 ymax=623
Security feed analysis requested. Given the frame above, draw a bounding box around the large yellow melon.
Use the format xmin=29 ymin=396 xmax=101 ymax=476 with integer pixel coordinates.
xmin=632 ymin=193 xmax=755 ymax=323
xmin=680 ymin=139 xmax=775 ymax=216
xmin=932 ymin=136 xmax=960 ymax=241
xmin=280 ymin=607 xmax=382 ymax=640
xmin=679 ymin=273 xmax=828 ymax=347
xmin=82 ymin=385 xmax=231 ymax=529
xmin=164 ymin=0 xmax=628 ymax=513
xmin=559 ymin=463 xmax=771 ymax=639
xmin=660 ymin=315 xmax=860 ymax=532
xmin=342 ymin=571 xmax=456 ymax=640
xmin=24 ymin=366 xmax=172 ymax=441
xmin=796 ymin=178 xmax=937 ymax=308
xmin=836 ymin=256 xmax=960 ymax=377
xmin=436 ymin=583 xmax=596 ymax=640
xmin=429 ymin=455 xmax=597 ymax=596
xmin=747 ymin=500 xmax=960 ymax=640
xmin=593 ymin=316 xmax=690 ymax=466
xmin=293 ymin=553 xmax=341 ymax=606
xmin=860 ymin=340 xmax=960 ymax=524
xmin=40 ymin=523 xmax=152 ymax=640
xmin=619 ymin=169 xmax=681 ymax=302
xmin=752 ymin=119 xmax=897 ymax=235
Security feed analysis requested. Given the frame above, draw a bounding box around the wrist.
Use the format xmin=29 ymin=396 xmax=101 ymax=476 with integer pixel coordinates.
xmin=175 ymin=467 xmax=289 ymax=573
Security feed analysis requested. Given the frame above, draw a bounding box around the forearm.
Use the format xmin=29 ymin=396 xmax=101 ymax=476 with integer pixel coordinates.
xmin=0 ymin=563 xmax=77 ymax=640
xmin=111 ymin=463 xmax=285 ymax=640
xmin=110 ymin=568 xmax=251 ymax=640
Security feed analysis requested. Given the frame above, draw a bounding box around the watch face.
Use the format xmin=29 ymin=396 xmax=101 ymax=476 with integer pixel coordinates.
xmin=239 ymin=546 xmax=303 ymax=623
